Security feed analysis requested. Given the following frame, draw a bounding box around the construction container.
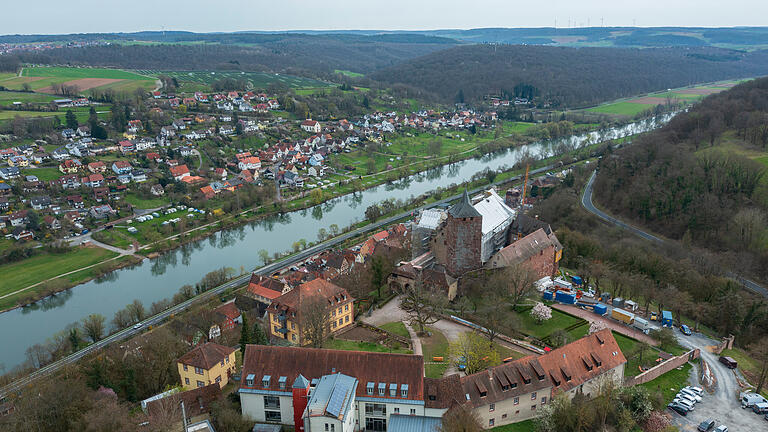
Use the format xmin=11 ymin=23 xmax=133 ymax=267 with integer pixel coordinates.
xmin=555 ymin=291 xmax=577 ymax=304
xmin=542 ymin=291 xmax=554 ymax=301
xmin=632 ymin=317 xmax=650 ymax=333
xmin=593 ymin=303 xmax=607 ymax=316
xmin=612 ymin=297 xmax=625 ymax=308
xmin=600 ymin=292 xmax=611 ymax=302
xmin=554 ymin=278 xmax=572 ymax=290
xmin=625 ymin=300 xmax=638 ymax=312
xmin=612 ymin=308 xmax=634 ymax=325
xmin=662 ymin=310 xmax=673 ymax=327
xmin=570 ymin=276 xmax=583 ymax=286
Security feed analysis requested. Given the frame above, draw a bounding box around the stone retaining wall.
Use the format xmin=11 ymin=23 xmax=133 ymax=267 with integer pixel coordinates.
xmin=625 ymin=349 xmax=700 ymax=386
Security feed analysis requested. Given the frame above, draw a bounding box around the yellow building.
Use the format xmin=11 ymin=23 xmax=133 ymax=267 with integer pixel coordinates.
xmin=267 ymin=278 xmax=354 ymax=345
xmin=177 ymin=342 xmax=237 ymax=391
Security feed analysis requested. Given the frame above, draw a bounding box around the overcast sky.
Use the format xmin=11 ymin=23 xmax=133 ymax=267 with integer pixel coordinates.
xmin=4 ymin=0 xmax=768 ymax=35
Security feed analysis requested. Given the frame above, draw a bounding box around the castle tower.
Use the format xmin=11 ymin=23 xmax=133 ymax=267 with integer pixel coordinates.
xmin=440 ymin=189 xmax=482 ymax=276
xmin=292 ymin=374 xmax=310 ymax=431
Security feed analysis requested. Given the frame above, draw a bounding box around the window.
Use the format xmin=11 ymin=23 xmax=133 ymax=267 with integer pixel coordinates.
xmin=515 ymin=410 xmax=519 ymax=415
xmin=409 ymin=408 xmax=416 ymax=415
xmin=502 ymin=414 xmax=507 ymax=419
xmin=262 ymin=376 xmax=271 ymax=388
xmin=389 ymin=384 xmax=397 ymax=397
xmin=265 ymin=410 xmax=281 ymax=422
xmin=365 ymin=418 xmax=386 ymax=431
xmin=215 ymin=375 xmax=221 ymax=383
xmin=274 ymin=325 xmax=279 ymax=332
xmin=378 ymin=383 xmax=385 ymax=396
xmin=401 ymin=384 xmax=409 ymax=398
xmin=332 ymin=309 xmax=336 ymax=316
xmin=194 ymin=367 xmax=204 ymax=375
xmin=365 ymin=403 xmax=386 ymax=417
xmin=220 ymin=360 xmax=225 ymax=367
xmin=345 ymin=305 xmax=349 ymax=311
xmin=246 ymin=374 xmax=255 ymax=386
xmin=292 ymin=334 xmax=297 ymax=342
xmin=338 ymin=307 xmax=342 ymax=314
xmin=339 ymin=318 xmax=343 ymax=326
xmin=325 ymin=425 xmax=329 ymax=432
xmin=489 ymin=419 xmax=495 ymax=427
xmin=541 ymin=396 xmax=547 ymax=405
xmin=183 ymin=364 xmax=188 ymax=371
xmin=531 ymin=392 xmax=537 ymax=400
xmin=531 ymin=405 xmax=537 ymax=411
xmin=513 ymin=397 xmax=519 ymax=405
xmin=279 ymin=376 xmax=287 ymax=390
xmin=185 ymin=377 xmax=190 ymax=385
xmin=264 ymin=396 xmax=281 ymax=410
xmin=489 ymin=403 xmax=495 ymax=412
xmin=196 ymin=380 xmax=205 ymax=388
xmin=332 ymin=321 xmax=337 ymax=329
xmin=345 ymin=316 xmax=349 ymax=323
xmin=225 ymin=356 xmax=229 ymax=364
xmin=291 ymin=322 xmax=295 ymax=330
xmin=393 ymin=408 xmax=400 ymax=414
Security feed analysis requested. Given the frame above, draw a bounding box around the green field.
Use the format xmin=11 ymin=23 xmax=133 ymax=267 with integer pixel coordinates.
xmin=24 ymin=66 xmax=152 ymax=80
xmin=586 ymin=101 xmax=656 ymax=116
xmin=514 ymin=306 xmax=586 ymax=339
xmin=379 ymin=321 xmax=410 ymax=339
xmin=334 ymin=69 xmax=364 ymax=78
xmin=0 ymin=106 xmax=109 ymax=123
xmin=0 ymin=247 xmax=118 ymax=297
xmin=0 ymin=90 xmax=58 ymax=106
xmin=134 ymin=70 xmax=331 ymax=90
xmin=421 ymin=327 xmax=450 ymax=378
xmin=490 ymin=419 xmax=535 ymax=432
xmin=324 ymin=338 xmax=412 ymax=354
xmin=25 ymin=166 xmax=63 ymax=181
xmin=123 ymin=192 xmax=170 ymax=209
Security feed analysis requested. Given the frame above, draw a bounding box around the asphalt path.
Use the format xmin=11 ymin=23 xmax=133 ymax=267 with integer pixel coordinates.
xmin=0 ymin=163 xmax=560 ymax=399
xmin=582 ymin=170 xmax=768 ymax=299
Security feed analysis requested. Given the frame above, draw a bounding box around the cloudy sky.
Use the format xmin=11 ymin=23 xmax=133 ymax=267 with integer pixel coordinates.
xmin=4 ymin=0 xmax=767 ymax=35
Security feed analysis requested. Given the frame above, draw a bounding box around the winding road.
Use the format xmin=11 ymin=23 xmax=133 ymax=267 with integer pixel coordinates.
xmin=582 ymin=170 xmax=768 ymax=298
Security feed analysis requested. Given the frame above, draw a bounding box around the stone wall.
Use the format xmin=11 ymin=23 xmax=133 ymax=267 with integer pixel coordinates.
xmin=625 ymin=349 xmax=700 ymax=386
xmin=713 ymin=335 xmax=735 ymax=355
xmin=441 ymin=214 xmax=482 ymax=276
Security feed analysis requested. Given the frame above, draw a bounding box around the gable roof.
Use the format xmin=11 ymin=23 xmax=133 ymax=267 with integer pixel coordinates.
xmin=146 ymin=383 xmax=222 ymax=419
xmin=460 ymin=356 xmax=551 ymax=407
xmin=247 ymin=274 xmax=287 ymax=300
xmin=491 ymin=228 xmax=561 ymax=267
xmin=424 ymin=375 xmax=464 ymax=409
xmin=177 ymin=342 xmax=236 ymax=370
xmin=268 ymin=278 xmax=351 ymax=315
xmin=448 ymin=189 xmax=481 ymax=219
xmin=214 ymin=301 xmax=241 ymax=321
xmin=241 ymin=345 xmax=424 ymax=401
xmin=536 ymin=329 xmax=626 ymax=393
xmin=510 ymin=213 xmax=553 ymax=236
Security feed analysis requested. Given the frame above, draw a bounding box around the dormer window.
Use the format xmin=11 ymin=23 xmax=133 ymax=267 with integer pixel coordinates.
xmin=389 ymin=383 xmax=397 ymax=397
xmin=245 ymin=374 xmax=255 ymax=387
xmin=378 ymin=382 xmax=386 ymax=396
xmin=278 ymin=376 xmax=287 ymax=390
xmin=262 ymin=375 xmax=271 ymax=388
xmin=367 ymin=382 xmax=375 ymax=396
xmin=401 ymin=384 xmax=409 ymax=398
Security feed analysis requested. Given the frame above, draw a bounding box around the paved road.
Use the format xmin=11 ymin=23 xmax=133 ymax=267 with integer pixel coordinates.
xmin=582 ymin=170 xmax=768 ymax=299
xmin=668 ymin=331 xmax=766 ymax=431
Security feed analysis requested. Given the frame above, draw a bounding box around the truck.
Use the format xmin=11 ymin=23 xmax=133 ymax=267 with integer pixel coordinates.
xmin=612 ymin=308 xmax=634 ymax=325
xmin=661 ymin=310 xmax=674 ymax=327
xmin=719 ymin=356 xmax=738 ymax=369
xmin=632 ymin=317 xmax=651 ymax=334
xmin=570 ymin=275 xmax=583 ymax=286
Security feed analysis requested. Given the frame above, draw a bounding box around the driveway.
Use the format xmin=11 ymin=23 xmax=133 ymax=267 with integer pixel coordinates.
xmin=669 ymin=332 xmax=766 ymax=431
xmin=553 ymin=303 xmax=658 ymax=346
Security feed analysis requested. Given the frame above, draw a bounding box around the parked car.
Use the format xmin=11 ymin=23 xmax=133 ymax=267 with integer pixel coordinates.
xmin=680 ymin=324 xmax=692 ymax=335
xmin=741 ymin=392 xmax=768 ymax=408
xmin=685 ymin=386 xmax=704 ymax=396
xmin=667 ymin=402 xmax=689 ymax=416
xmin=697 ymin=419 xmax=715 ymax=432
xmin=679 ymin=388 xmax=702 ymax=402
xmin=720 ymin=356 xmax=738 ymax=369
xmin=753 ymin=402 xmax=768 ymax=414
xmin=714 ymin=426 xmax=728 ymax=432
xmin=672 ymin=397 xmax=695 ymax=411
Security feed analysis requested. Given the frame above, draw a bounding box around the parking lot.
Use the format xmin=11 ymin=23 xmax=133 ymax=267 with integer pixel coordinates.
xmin=670 ymin=333 xmax=767 ymax=431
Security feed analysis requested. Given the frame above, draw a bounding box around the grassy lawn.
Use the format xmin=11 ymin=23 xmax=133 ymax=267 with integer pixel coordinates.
xmin=0 ymin=90 xmax=58 ymax=106
xmin=379 ymin=321 xmax=410 ymax=339
xmin=422 ymin=327 xmax=450 ymax=378
xmin=334 ymin=69 xmax=364 ymax=77
xmin=123 ymin=192 xmax=170 ymax=209
xmin=490 ymin=419 xmax=535 ymax=432
xmin=0 ymin=246 xmax=118 ymax=296
xmin=586 ymin=101 xmax=655 ymax=116
xmin=639 ymin=362 xmax=693 ymax=403
xmin=719 ymin=347 xmax=766 ymax=397
xmin=515 ymin=306 xmax=586 ymax=339
xmin=614 ymin=332 xmax=659 ymax=377
xmin=324 ymin=338 xmax=412 ymax=354
xmin=92 ymin=230 xmax=133 ymax=249
xmin=25 ymin=166 xmax=63 ymax=181
xmin=23 ymin=66 xmax=151 ymax=80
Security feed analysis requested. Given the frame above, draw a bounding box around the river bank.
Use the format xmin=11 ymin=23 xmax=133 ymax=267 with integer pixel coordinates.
xmin=0 ymin=113 xmax=674 ymax=372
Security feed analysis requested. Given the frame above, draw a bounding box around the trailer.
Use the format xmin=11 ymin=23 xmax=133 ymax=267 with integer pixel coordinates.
xmin=554 ymin=278 xmax=573 ymax=291
xmin=625 ymin=300 xmax=638 ymax=312
xmin=612 ymin=297 xmax=625 ymax=308
xmin=570 ymin=276 xmax=583 ymax=286
xmin=541 ymin=291 xmax=554 ymax=301
xmin=593 ymin=303 xmax=608 ymax=316
xmin=632 ymin=317 xmax=650 ymax=334
xmin=612 ymin=308 xmax=634 ymax=325
xmin=555 ymin=291 xmax=577 ymax=305
xmin=661 ymin=310 xmax=673 ymax=328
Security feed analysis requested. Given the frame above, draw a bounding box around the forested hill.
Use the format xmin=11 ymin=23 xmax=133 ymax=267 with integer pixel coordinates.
xmin=370 ymin=45 xmax=768 ymax=107
xmin=5 ymin=33 xmax=457 ymax=75
xmin=593 ymin=77 xmax=768 ymax=278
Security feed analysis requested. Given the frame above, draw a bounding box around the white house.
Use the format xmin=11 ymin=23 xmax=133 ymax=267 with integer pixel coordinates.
xmin=301 ymin=119 xmax=321 ymax=133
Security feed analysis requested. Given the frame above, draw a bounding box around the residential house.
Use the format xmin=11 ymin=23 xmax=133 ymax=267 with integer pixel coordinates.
xmin=8 ymin=155 xmax=28 ymax=167
xmin=30 ymin=195 xmax=51 ymax=210
xmin=12 ymin=227 xmax=34 ymax=241
xmin=43 ymin=215 xmax=61 ymax=230
xmin=61 ymin=128 xmax=76 ymax=139
xmin=9 ymin=210 xmax=28 ymax=226
xmin=84 ymin=173 xmax=105 ymax=188
xmin=0 ymin=167 xmax=20 ymax=180
xmin=214 ymin=301 xmax=242 ymax=332
xmin=77 ymin=125 xmax=91 ymax=137
xmin=150 ymin=184 xmax=165 ymax=196
xmin=87 ymin=161 xmax=107 ymax=173
xmin=67 ymin=195 xmax=84 ymax=208
xmin=267 ymin=279 xmax=354 ymax=345
xmin=89 ymin=204 xmax=115 ymax=219
xmin=238 ymin=156 xmax=261 ymax=171
xmin=112 ymin=161 xmax=132 ymax=175
xmin=59 ymin=159 xmax=83 ymax=174
xmin=131 ymin=169 xmax=147 ymax=182
xmin=177 ymin=342 xmax=237 ymax=391
xmin=170 ymin=164 xmax=191 ymax=181
xmin=246 ymin=274 xmax=290 ymax=305
xmin=161 ymin=126 xmax=176 ymax=138
xmin=56 ymin=174 xmax=81 ymax=189
xmin=120 ymin=140 xmax=136 ymax=154
xmin=301 ymin=119 xmax=321 ymax=133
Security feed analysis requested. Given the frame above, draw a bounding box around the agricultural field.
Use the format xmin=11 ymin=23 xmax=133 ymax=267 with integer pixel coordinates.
xmin=133 ymin=70 xmax=331 ymax=92
xmin=334 ymin=69 xmax=364 ymax=77
xmin=1 ymin=66 xmax=157 ymax=94
xmin=0 ymin=90 xmax=58 ymax=106
xmin=0 ymin=106 xmax=109 ymax=123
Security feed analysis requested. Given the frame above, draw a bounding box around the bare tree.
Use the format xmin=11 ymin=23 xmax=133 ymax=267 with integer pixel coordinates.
xmin=81 ymin=313 xmax=106 ymax=343
xmin=438 ymin=403 xmax=482 ymax=432
xmin=473 ymin=281 xmax=518 ymax=342
xmin=112 ymin=308 xmax=133 ymax=329
xmin=400 ymin=283 xmax=447 ymax=334
xmin=749 ymin=337 xmax=768 ymax=394
xmin=299 ymin=294 xmax=330 ymax=348
xmin=496 ymin=264 xmax=538 ymax=309
xmin=126 ymin=299 xmax=146 ymax=323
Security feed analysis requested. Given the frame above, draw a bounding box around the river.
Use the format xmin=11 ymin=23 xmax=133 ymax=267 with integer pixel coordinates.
xmin=0 ymin=114 xmax=674 ymax=372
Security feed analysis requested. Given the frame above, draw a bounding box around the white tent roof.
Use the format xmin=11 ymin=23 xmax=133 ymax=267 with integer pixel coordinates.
xmin=472 ymin=189 xmax=516 ymax=235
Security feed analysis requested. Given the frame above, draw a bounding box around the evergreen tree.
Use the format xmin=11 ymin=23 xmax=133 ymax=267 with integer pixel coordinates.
xmin=240 ymin=313 xmax=252 ymax=352
xmin=65 ymin=110 xmax=78 ymax=129
xmin=253 ymin=321 xmax=268 ymax=345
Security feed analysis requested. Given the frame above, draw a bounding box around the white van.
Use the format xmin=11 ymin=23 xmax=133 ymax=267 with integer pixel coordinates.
xmin=741 ymin=392 xmax=768 ymax=408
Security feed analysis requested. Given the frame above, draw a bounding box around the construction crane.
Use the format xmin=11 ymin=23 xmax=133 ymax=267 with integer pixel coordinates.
xmin=520 ymin=163 xmax=530 ymax=207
